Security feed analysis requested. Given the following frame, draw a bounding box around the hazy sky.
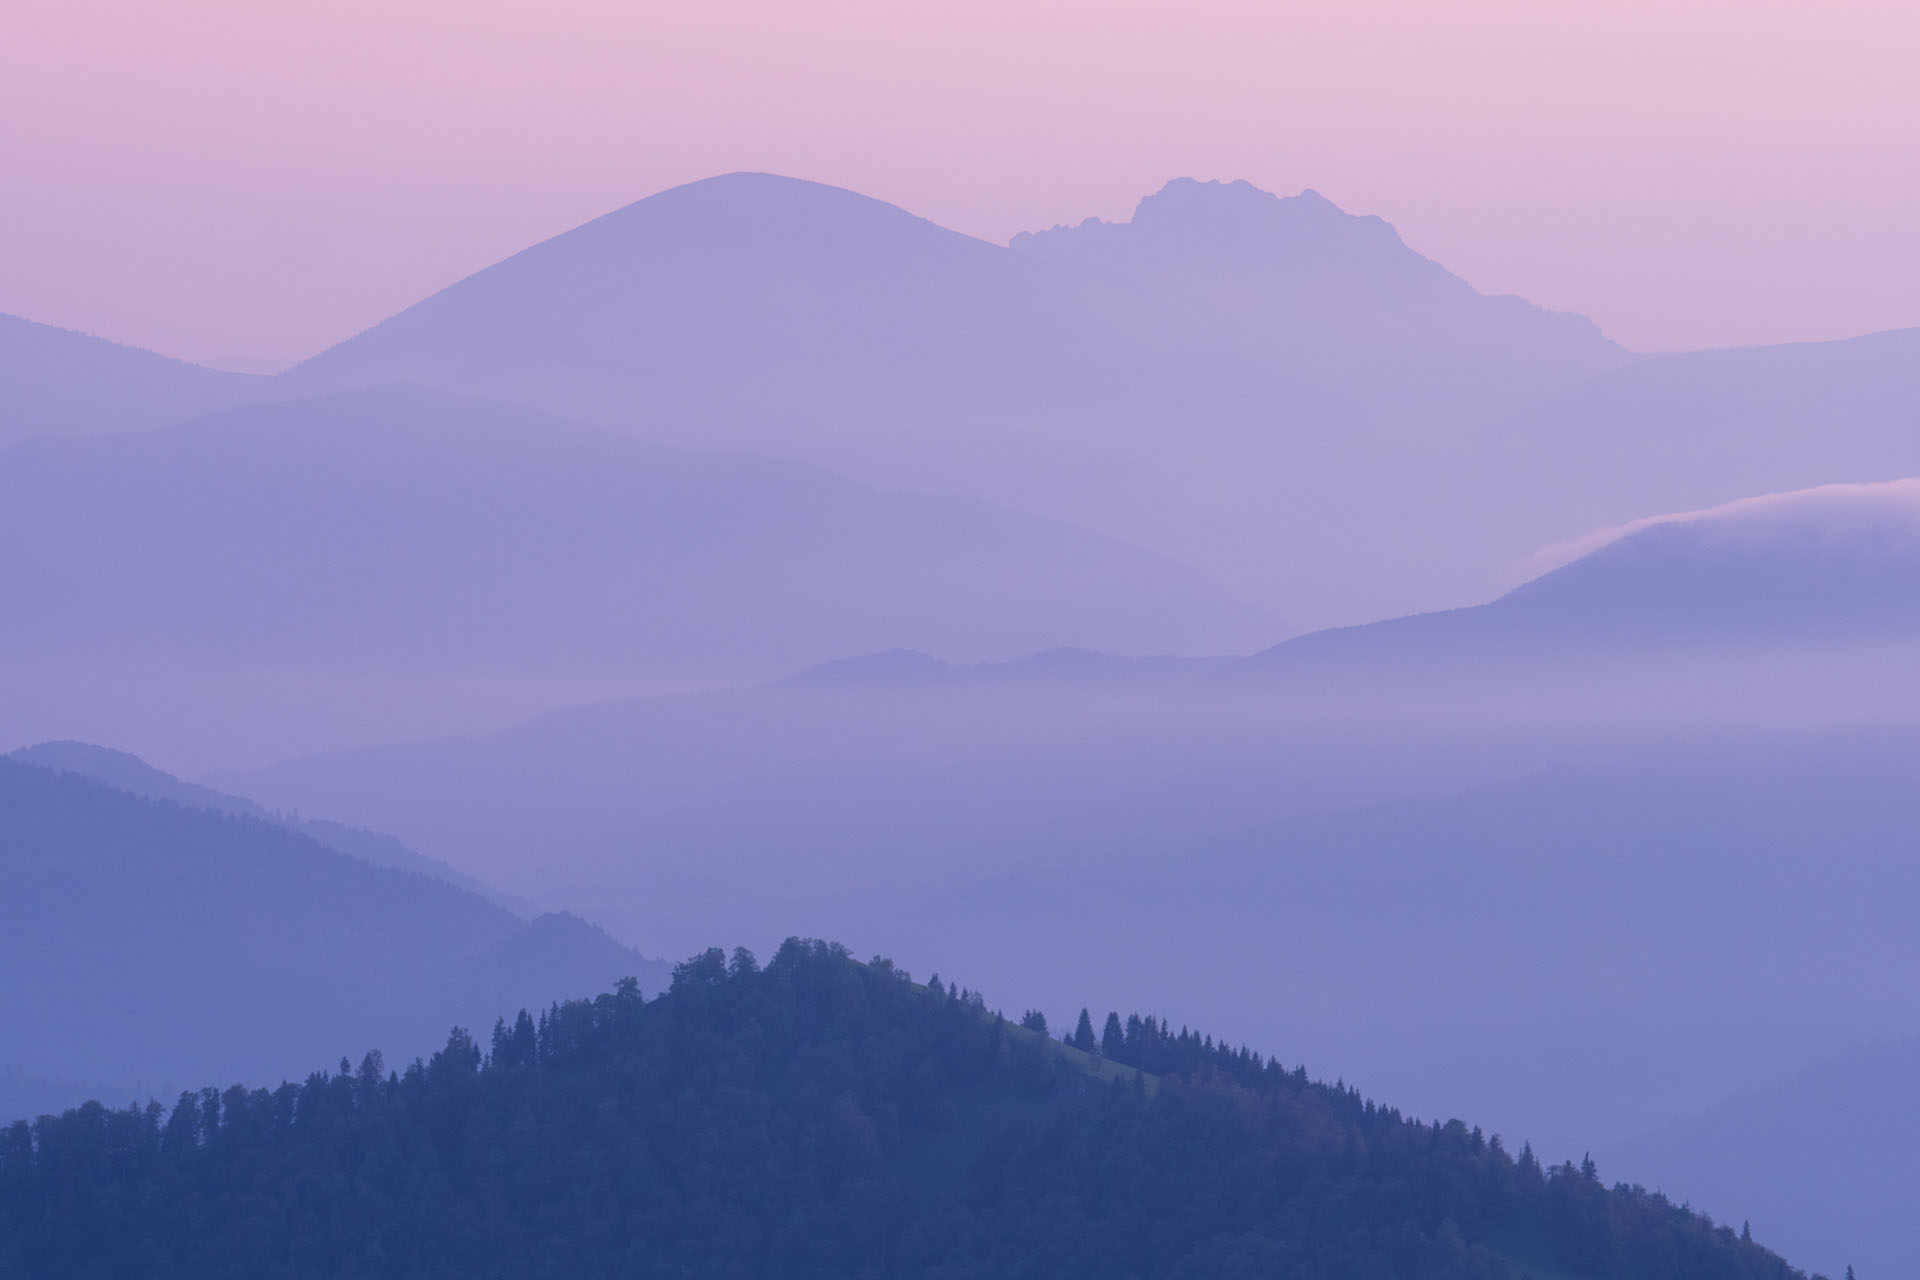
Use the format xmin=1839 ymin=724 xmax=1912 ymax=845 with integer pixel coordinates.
xmin=5 ymin=0 xmax=1917 ymax=368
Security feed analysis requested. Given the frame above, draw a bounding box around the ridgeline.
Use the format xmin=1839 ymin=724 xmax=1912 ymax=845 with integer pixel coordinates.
xmin=0 ymin=940 xmax=1812 ymax=1279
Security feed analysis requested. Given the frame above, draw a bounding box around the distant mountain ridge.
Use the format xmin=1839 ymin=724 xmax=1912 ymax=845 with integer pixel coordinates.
xmin=0 ymin=755 xmax=668 ymax=1122
xmin=7 ymin=741 xmax=521 ymax=910
xmin=1496 ymin=479 xmax=1920 ymax=640
xmin=0 ymin=312 xmax=263 ymax=447
xmin=1237 ymin=476 xmax=1920 ymax=690
xmin=273 ymin=171 xmax=1632 ymax=627
xmin=13 ymin=174 xmax=1920 ymax=635
xmin=1012 ymin=178 xmax=1611 ymax=363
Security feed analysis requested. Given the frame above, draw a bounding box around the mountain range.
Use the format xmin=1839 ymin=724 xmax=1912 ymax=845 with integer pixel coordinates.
xmin=9 ymin=172 xmax=1920 ymax=650
xmin=276 ymin=173 xmax=1634 ymax=626
xmin=218 ymin=471 xmax=1920 ymax=922
xmin=268 ymin=172 xmax=1920 ymax=632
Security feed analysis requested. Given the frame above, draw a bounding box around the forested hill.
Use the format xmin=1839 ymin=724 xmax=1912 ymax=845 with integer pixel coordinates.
xmin=1 ymin=942 xmax=1812 ymax=1280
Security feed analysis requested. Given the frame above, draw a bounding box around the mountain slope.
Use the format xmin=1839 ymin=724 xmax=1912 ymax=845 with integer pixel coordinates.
xmin=0 ymin=383 xmax=1266 ymax=768
xmin=0 ymin=757 xmax=667 ymax=1121
xmin=0 ymin=941 xmax=1811 ymax=1280
xmin=1230 ymin=477 xmax=1920 ymax=718
xmin=270 ymin=170 xmax=1920 ymax=633
xmin=9 ymin=739 xmax=262 ymax=817
xmin=7 ymin=740 xmax=517 ymax=908
xmin=285 ymin=172 xmax=1074 ymax=428
xmin=0 ymin=312 xmax=263 ymax=446
xmin=1503 ymin=479 xmax=1920 ymax=640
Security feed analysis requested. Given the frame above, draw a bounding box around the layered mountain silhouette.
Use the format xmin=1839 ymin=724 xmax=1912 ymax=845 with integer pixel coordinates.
xmin=1012 ymin=178 xmax=1612 ymax=367
xmin=1239 ymin=476 xmax=1920 ymax=708
xmin=289 ymin=174 xmax=1618 ymax=425
xmin=0 ymin=383 xmax=1265 ymax=767
xmin=15 ymin=174 xmax=1920 ymax=634
xmin=210 ymin=479 xmax=1920 ymax=1212
xmin=276 ymin=173 xmax=1631 ymax=625
xmin=0 ymin=754 xmax=667 ymax=1123
xmin=0 ymin=312 xmax=262 ymax=446
xmin=219 ymin=474 xmax=1920 ymax=960
xmin=6 ymin=741 xmax=517 ymax=908
xmin=10 ymin=167 xmax=1917 ymax=1273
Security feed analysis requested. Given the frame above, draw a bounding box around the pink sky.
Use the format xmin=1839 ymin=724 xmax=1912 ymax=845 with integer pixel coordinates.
xmin=4 ymin=0 xmax=1917 ymax=368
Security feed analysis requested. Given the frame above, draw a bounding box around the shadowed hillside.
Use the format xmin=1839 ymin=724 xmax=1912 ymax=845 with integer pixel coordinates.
xmin=8 ymin=740 xmax=520 ymax=908
xmin=0 ymin=758 xmax=666 ymax=1121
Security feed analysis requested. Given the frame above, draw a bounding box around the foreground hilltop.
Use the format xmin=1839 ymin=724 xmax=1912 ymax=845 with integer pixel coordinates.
xmin=1 ymin=941 xmax=1815 ymax=1279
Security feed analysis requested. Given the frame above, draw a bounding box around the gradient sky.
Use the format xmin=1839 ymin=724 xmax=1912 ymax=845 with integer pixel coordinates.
xmin=5 ymin=0 xmax=1917 ymax=368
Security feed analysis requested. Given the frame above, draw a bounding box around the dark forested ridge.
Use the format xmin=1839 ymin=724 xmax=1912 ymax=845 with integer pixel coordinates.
xmin=0 ymin=941 xmax=1815 ymax=1280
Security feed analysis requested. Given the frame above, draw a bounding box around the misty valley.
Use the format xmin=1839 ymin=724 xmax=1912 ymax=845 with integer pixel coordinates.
xmin=5 ymin=172 xmax=1918 ymax=1279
